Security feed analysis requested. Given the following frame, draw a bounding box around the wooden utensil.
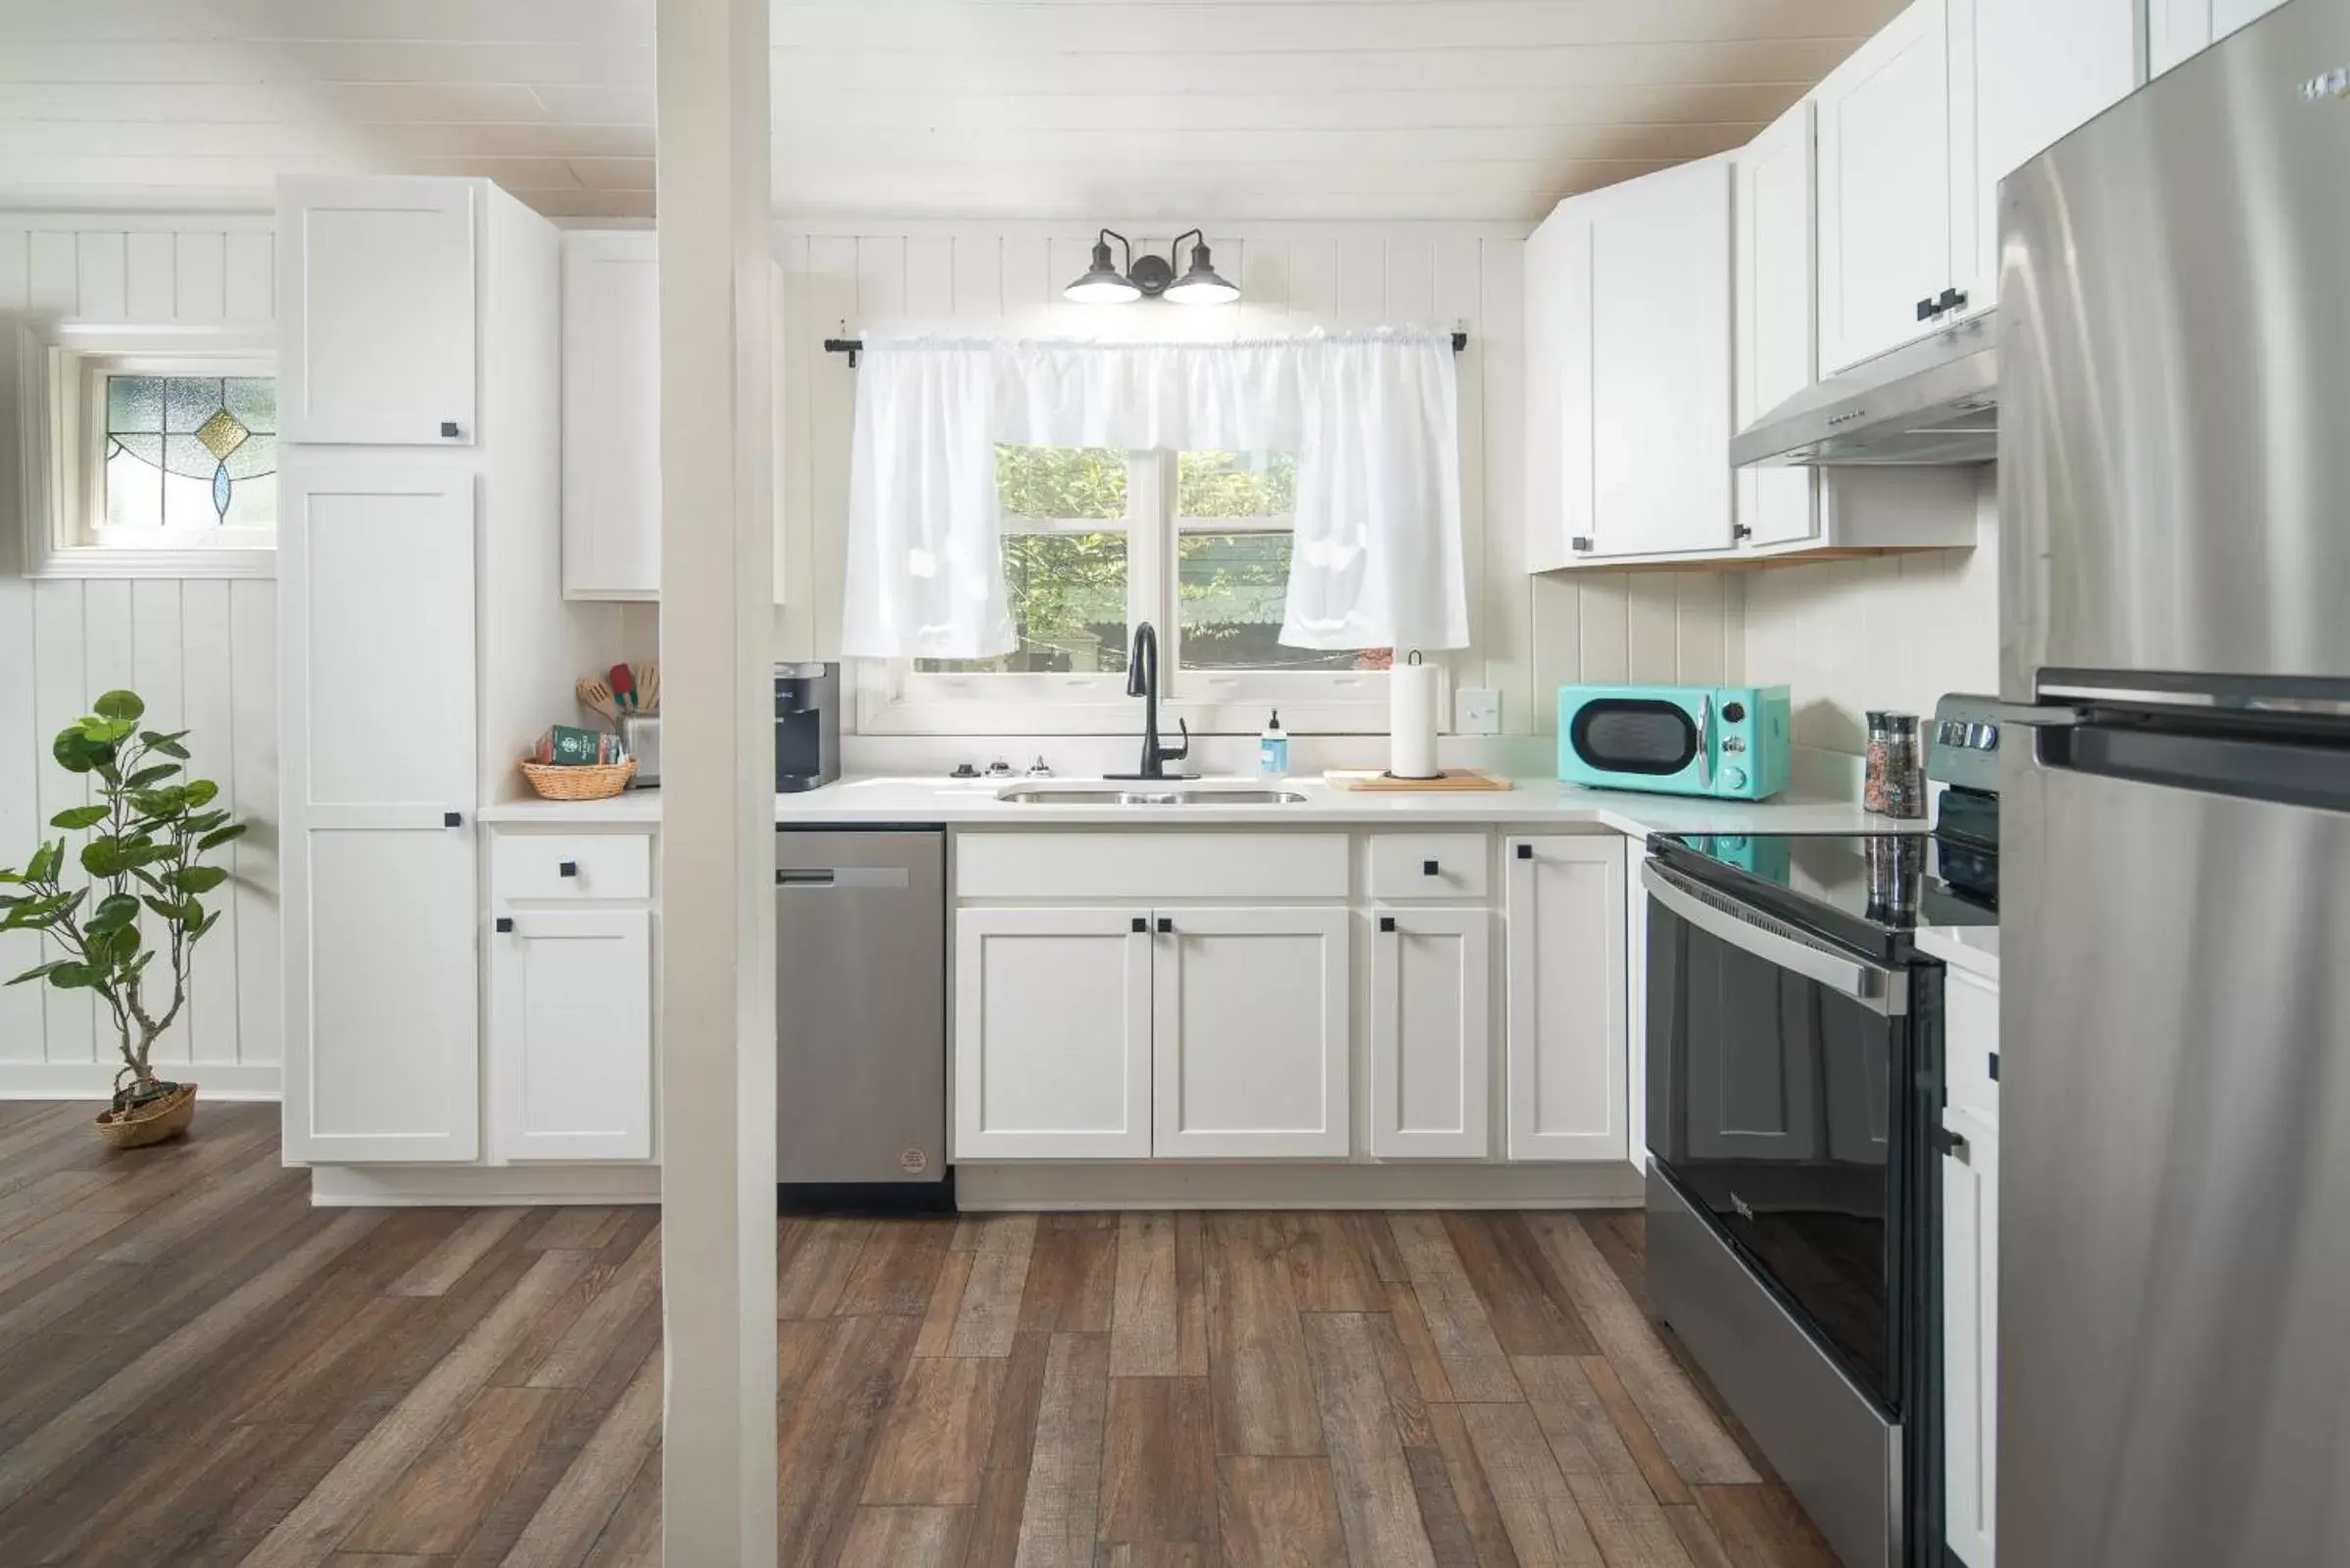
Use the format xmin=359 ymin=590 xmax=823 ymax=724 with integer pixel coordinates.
xmin=575 ymin=675 xmax=623 ymax=726
xmin=607 ymin=662 xmax=638 ymax=714
xmin=634 ymin=662 xmax=659 ymax=717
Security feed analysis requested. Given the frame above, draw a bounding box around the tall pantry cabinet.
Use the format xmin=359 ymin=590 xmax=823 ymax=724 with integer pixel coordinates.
xmin=277 ymin=177 xmax=612 ymax=1164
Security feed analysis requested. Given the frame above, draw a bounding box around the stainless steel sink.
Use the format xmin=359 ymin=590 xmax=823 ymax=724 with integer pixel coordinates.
xmin=997 ymin=783 xmax=1310 ymax=806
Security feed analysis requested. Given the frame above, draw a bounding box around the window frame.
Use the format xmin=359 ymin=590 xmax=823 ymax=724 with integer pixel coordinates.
xmin=860 ymin=449 xmax=1394 ymax=736
xmin=13 ymin=322 xmax=278 ymax=580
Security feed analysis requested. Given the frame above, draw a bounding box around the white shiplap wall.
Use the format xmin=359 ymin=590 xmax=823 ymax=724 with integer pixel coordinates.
xmin=771 ymin=220 xmax=1744 ymax=736
xmin=0 ymin=215 xmax=281 ymax=1096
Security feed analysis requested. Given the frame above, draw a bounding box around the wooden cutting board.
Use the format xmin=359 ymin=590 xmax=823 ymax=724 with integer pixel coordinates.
xmin=1322 ymin=768 xmax=1512 ymax=793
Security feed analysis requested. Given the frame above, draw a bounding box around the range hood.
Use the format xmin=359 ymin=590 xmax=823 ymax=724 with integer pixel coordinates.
xmin=1732 ymin=310 xmax=1997 ymax=467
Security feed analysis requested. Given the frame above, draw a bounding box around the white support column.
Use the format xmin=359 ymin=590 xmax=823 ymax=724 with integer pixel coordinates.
xmin=655 ymin=0 xmax=778 ymax=1561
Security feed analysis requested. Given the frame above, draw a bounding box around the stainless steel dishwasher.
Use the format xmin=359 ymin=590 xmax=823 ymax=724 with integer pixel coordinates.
xmin=775 ymin=827 xmax=949 ymax=1211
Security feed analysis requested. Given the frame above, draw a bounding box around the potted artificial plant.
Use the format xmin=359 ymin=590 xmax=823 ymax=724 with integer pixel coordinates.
xmin=0 ymin=690 xmax=246 ymax=1148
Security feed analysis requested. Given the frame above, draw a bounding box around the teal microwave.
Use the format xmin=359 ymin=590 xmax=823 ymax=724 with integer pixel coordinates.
xmin=1557 ymin=684 xmax=1792 ymax=800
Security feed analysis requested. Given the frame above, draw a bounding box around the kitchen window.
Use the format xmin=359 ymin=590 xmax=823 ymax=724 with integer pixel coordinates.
xmin=873 ymin=445 xmax=1389 ymax=735
xmin=15 ymin=324 xmax=278 ymax=579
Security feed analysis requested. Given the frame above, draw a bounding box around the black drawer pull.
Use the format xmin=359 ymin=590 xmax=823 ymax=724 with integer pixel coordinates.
xmin=1157 ymin=917 xmax=1174 ymax=934
xmin=1916 ymin=296 xmax=1938 ymax=321
xmin=1379 ymin=916 xmax=1397 ymax=932
xmin=440 ymin=420 xmax=460 ymax=439
xmin=443 ymin=811 xmax=462 ymax=828
xmin=1571 ymin=535 xmax=1594 ymax=552
xmin=495 ymin=917 xmax=513 ymax=933
xmin=558 ymin=861 xmax=579 ymax=878
xmin=1988 ymin=1052 xmax=1999 ymax=1081
xmin=1934 ymin=1126 xmax=1970 ymax=1158
xmin=1516 ymin=843 xmax=1534 ymax=860
xmin=1131 ymin=917 xmax=1147 ymax=932
xmin=1421 ymin=859 xmax=1440 ymax=876
xmin=1937 ymin=286 xmax=1968 ymax=315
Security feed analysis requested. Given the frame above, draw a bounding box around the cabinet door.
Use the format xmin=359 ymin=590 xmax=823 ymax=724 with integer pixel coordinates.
xmin=1942 ymin=1107 xmax=1999 ymax=1568
xmin=1816 ymin=0 xmax=1956 ymax=373
xmin=279 ymin=177 xmax=477 ymax=447
xmin=2214 ymin=0 xmax=2288 ymax=37
xmin=1154 ymin=908 xmax=1350 ymax=1159
xmin=1734 ymin=98 xmax=1822 ymax=549
xmin=2148 ymin=0 xmax=2212 ymax=74
xmin=1960 ymin=0 xmax=2139 ymax=303
xmin=490 ymin=910 xmax=653 ymax=1162
xmin=954 ymin=908 xmax=1152 ymax=1160
xmin=280 ymin=466 xmax=479 ymax=1163
xmin=1522 ymin=202 xmax=1592 ymax=573
xmin=1504 ymin=836 xmax=1628 ymax=1162
xmin=561 ymin=231 xmax=660 ymax=599
xmin=1369 ymin=909 xmax=1491 ymax=1160
xmin=1584 ymin=157 xmax=1736 ymax=559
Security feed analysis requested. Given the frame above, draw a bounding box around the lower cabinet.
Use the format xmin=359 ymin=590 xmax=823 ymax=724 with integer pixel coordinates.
xmin=1942 ymin=1104 xmax=2000 ymax=1568
xmin=489 ymin=910 xmax=654 ymax=1163
xmin=1154 ymin=908 xmax=1350 ymax=1159
xmin=1504 ymin=835 xmax=1629 ymax=1161
xmin=953 ymin=908 xmax=1154 ymax=1160
xmin=1368 ymin=908 xmax=1491 ymax=1159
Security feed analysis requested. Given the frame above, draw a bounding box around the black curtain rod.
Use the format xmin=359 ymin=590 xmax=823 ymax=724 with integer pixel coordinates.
xmin=821 ymin=331 xmax=1468 ymax=367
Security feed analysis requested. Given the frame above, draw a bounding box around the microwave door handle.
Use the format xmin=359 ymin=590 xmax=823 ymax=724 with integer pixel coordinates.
xmin=1695 ymin=695 xmax=1712 ymax=787
xmin=1641 ymin=862 xmax=1909 ymax=1017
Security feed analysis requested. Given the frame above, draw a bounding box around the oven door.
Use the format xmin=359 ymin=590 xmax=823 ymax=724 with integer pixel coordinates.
xmin=1641 ymin=859 xmax=1918 ymax=1412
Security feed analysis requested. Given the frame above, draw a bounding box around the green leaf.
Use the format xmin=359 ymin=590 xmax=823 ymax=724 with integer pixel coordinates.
xmin=80 ymin=837 xmax=128 ymax=879
xmin=122 ymin=765 xmax=179 ymax=790
xmin=52 ymin=729 xmax=113 ymax=775
xmin=78 ymin=716 xmax=138 ymax=744
xmin=49 ymin=805 xmax=109 ymax=831
xmin=194 ymin=911 xmax=222 ymax=939
xmin=93 ymin=690 xmax=146 ymax=723
xmin=98 ymin=923 xmax=141 ymax=963
xmin=7 ymin=961 xmax=67 ymax=986
xmin=197 ymin=824 xmax=248 ymax=852
xmin=183 ymin=780 xmax=218 ymax=809
xmin=148 ymin=739 xmax=191 ymax=761
xmin=142 ymin=894 xmax=183 ymax=922
xmin=87 ymin=893 xmax=141 ymax=934
xmin=26 ymin=840 xmax=63 ymax=884
xmin=46 ymin=963 xmax=98 ymax=991
xmin=172 ymin=865 xmax=229 ymax=895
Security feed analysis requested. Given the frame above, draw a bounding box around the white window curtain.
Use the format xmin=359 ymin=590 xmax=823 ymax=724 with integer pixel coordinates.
xmin=839 ymin=329 xmax=1466 ymax=660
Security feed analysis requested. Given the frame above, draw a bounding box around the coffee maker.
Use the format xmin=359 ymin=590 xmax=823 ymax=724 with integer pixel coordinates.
xmin=775 ymin=663 xmax=840 ymax=793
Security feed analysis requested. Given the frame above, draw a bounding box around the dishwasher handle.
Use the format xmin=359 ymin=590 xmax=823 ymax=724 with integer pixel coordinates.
xmin=776 ymin=867 xmax=913 ymax=890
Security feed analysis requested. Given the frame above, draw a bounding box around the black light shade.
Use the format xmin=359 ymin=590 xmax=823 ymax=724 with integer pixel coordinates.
xmin=1064 ymin=231 xmax=1141 ymax=304
xmin=1164 ymin=237 xmax=1238 ymax=306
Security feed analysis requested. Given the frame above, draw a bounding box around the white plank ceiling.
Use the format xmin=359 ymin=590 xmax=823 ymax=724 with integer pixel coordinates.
xmin=0 ymin=0 xmax=1902 ymax=221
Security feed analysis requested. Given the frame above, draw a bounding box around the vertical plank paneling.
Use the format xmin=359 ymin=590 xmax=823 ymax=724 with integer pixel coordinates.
xmin=179 ymin=582 xmax=242 ymax=1069
xmin=902 ymin=235 xmax=953 ymax=327
xmin=1624 ymin=578 xmax=1679 ymax=684
xmin=173 ymin=232 xmax=226 ymax=321
xmin=1238 ymin=236 xmax=1289 ymax=333
xmin=1673 ymin=574 xmax=1732 ymax=686
xmin=125 ymin=232 xmax=175 ymax=319
xmin=776 ymin=235 xmax=815 ymax=662
xmin=0 ymin=227 xmax=28 ymax=311
xmin=31 ymin=582 xmax=95 ymax=1063
xmin=1478 ymin=238 xmax=1531 ymax=722
xmin=0 ymin=573 xmax=42 ymax=1057
xmin=27 ymin=231 xmax=76 ymax=312
xmin=128 ymin=581 xmax=189 ymax=1067
xmin=221 ymin=230 xmax=272 ymax=321
xmin=807 ymin=237 xmax=861 ymax=660
xmin=227 ymin=579 xmax=280 ymax=1068
xmin=82 ymin=580 xmax=135 ymax=699
xmin=1285 ymin=238 xmax=1339 ymax=328
xmin=1044 ymin=232 xmax=1094 ymax=337
xmin=997 ymin=234 xmax=1051 ymax=332
xmin=1382 ymin=235 xmax=1436 ymax=327
xmin=1578 ymin=575 xmax=1631 ymax=684
xmin=75 ymin=232 xmax=127 ymax=318
xmin=952 ymin=233 xmax=1002 ymax=324
xmin=1334 ymin=235 xmax=1385 ymax=327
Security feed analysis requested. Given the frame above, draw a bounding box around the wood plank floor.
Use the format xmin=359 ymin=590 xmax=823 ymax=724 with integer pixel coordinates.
xmin=0 ymin=1102 xmax=1841 ymax=1567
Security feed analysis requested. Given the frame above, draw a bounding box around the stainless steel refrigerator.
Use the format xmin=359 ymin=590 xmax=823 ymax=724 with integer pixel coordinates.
xmin=1999 ymin=3 xmax=2350 ymax=1564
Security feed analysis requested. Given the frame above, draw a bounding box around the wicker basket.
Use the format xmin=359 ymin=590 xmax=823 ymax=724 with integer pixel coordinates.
xmin=520 ymin=757 xmax=638 ymax=800
xmin=96 ymin=1082 xmax=197 ymax=1150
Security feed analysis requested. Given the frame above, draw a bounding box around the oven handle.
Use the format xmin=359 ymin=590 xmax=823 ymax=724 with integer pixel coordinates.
xmin=1641 ymin=861 xmax=1909 ymax=1017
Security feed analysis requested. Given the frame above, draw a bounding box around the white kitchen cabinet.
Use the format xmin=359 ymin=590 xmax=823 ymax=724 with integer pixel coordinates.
xmin=490 ymin=910 xmax=653 ymax=1163
xmin=1943 ymin=1103 xmax=1999 ymax=1568
xmin=560 ymin=230 xmax=660 ymax=599
xmin=1504 ymin=836 xmax=1629 ymax=1162
xmin=1815 ymin=0 xmax=1964 ymax=373
xmin=1527 ymin=156 xmax=1735 ymax=567
xmin=1154 ymin=908 xmax=1350 ymax=1159
xmin=1734 ymin=98 xmax=1823 ymax=549
xmin=278 ymin=177 xmax=478 ymax=446
xmin=953 ymin=908 xmax=1153 ymax=1160
xmin=2151 ymin=0 xmax=2287 ymax=73
xmin=1958 ymin=0 xmax=2139 ymax=301
xmin=280 ymin=465 xmax=479 ymax=1164
xmin=1368 ymin=908 xmax=1491 ymax=1160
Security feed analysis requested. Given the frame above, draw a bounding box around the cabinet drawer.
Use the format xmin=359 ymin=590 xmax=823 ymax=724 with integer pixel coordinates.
xmin=1944 ymin=968 xmax=1999 ymax=1129
xmin=1367 ymin=834 xmax=1489 ymax=901
xmin=955 ymin=832 xmax=1348 ymax=901
xmin=492 ymin=832 xmax=652 ymax=902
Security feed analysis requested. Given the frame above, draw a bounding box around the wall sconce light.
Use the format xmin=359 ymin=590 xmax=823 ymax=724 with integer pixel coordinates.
xmin=1063 ymin=227 xmax=1239 ymax=307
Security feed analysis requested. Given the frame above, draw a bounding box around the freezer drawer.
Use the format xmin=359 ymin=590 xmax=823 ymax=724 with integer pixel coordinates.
xmin=776 ymin=829 xmax=947 ymax=1186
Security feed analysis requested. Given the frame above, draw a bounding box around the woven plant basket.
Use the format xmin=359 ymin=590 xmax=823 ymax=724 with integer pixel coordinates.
xmin=96 ymin=1082 xmax=198 ymax=1150
xmin=519 ymin=757 xmax=637 ymax=801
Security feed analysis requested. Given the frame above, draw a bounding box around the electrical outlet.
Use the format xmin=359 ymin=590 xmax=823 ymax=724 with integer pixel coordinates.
xmin=1456 ymin=687 xmax=1502 ymax=735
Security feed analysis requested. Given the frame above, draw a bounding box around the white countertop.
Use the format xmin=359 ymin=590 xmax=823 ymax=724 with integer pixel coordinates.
xmin=1916 ymin=922 xmax=2001 ymax=983
xmin=481 ymin=773 xmax=1919 ymax=840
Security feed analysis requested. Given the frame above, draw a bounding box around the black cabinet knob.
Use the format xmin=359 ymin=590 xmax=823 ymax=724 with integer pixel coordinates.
xmin=558 ymin=861 xmax=579 ymax=878
xmin=1157 ymin=917 xmax=1174 ymax=934
xmin=495 ymin=917 xmax=513 ymax=933
xmin=1732 ymin=523 xmax=1752 ymax=541
xmin=440 ymin=420 xmax=460 ymax=439
xmin=1422 ymin=859 xmax=1440 ymax=876
xmin=443 ymin=811 xmax=462 ymax=828
xmin=1916 ymin=296 xmax=1938 ymax=321
xmin=1988 ymin=1052 xmax=2000 ymax=1081
xmin=1571 ymin=536 xmax=1594 ymax=553
xmin=1131 ymin=917 xmax=1147 ymax=932
xmin=1937 ymin=287 xmax=1968 ymax=314
xmin=1379 ymin=916 xmax=1397 ymax=932
xmin=1516 ymin=843 xmax=1534 ymax=860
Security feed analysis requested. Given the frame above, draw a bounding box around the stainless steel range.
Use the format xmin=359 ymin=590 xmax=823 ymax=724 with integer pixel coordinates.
xmin=1641 ymin=694 xmax=2003 ymax=1568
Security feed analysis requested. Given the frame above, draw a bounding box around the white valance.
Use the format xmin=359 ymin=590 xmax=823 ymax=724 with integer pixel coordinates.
xmin=839 ymin=330 xmax=1467 ymax=660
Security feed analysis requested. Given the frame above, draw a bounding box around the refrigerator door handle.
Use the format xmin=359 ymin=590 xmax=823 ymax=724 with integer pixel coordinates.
xmin=1642 ymin=862 xmax=1909 ymax=1017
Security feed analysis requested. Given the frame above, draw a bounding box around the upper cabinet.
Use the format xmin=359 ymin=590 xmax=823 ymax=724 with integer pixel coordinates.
xmin=279 ymin=177 xmax=479 ymax=447
xmin=1734 ymin=99 xmax=1823 ymax=550
xmin=1526 ymin=155 xmax=1735 ymax=569
xmin=2152 ymin=0 xmax=2289 ymax=74
xmin=560 ymin=230 xmax=661 ymax=599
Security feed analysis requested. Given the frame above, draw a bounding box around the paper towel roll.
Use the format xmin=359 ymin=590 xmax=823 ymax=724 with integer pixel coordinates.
xmin=1389 ymin=656 xmax=1442 ymax=780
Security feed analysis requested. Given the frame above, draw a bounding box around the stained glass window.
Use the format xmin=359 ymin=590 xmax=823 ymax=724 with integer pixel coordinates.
xmin=103 ymin=375 xmax=276 ymax=530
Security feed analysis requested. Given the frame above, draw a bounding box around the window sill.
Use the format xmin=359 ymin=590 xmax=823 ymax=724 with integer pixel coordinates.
xmin=24 ymin=546 xmax=274 ymax=581
xmin=860 ymin=693 xmax=1395 ymax=737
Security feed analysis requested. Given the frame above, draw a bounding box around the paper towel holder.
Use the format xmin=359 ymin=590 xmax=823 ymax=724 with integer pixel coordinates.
xmin=1384 ymin=649 xmax=1446 ymax=782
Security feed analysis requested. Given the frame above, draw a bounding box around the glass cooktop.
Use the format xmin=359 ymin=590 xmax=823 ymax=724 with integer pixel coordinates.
xmin=1656 ymin=831 xmax=1999 ymax=945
